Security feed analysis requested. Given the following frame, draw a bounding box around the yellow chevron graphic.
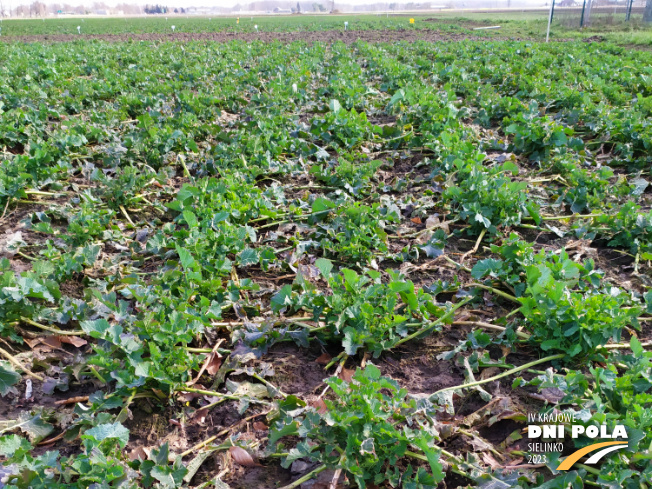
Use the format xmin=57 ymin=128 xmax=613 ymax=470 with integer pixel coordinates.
xmin=556 ymin=441 xmax=628 ymax=471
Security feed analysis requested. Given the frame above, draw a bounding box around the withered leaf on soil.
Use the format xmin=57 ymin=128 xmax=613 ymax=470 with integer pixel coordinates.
xmin=482 ymin=452 xmax=503 ymax=470
xmin=128 ymin=446 xmax=150 ymax=461
xmin=309 ymin=398 xmax=328 ymax=414
xmin=338 ymin=367 xmax=355 ymax=383
xmin=253 ymin=421 xmax=268 ymax=431
xmin=228 ymin=446 xmax=259 ymax=466
xmin=24 ymin=336 xmax=62 ymax=350
xmin=315 ymin=352 xmax=332 ymax=365
xmin=58 ymin=336 xmax=88 ymax=348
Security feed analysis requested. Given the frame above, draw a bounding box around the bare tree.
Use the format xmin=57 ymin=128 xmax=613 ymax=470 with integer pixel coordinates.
xmin=645 ymin=0 xmax=652 ymax=22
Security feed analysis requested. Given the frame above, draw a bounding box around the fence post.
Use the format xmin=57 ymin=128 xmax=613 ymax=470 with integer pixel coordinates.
xmin=546 ymin=0 xmax=556 ymax=42
xmin=580 ymin=0 xmax=587 ymax=27
xmin=625 ymin=0 xmax=633 ymax=21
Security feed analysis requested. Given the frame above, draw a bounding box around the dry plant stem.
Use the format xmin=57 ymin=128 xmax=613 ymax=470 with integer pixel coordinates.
xmin=604 ymin=340 xmax=652 ymax=350
xmin=54 ymin=395 xmax=90 ymax=406
xmin=20 ymin=316 xmax=84 ymax=336
xmin=188 ymin=339 xmax=225 ymax=386
xmin=471 ymin=283 xmax=519 ymax=303
xmin=0 ymin=347 xmax=43 ymax=381
xmin=0 ymin=197 xmax=10 ymax=221
xmin=279 ymin=464 xmax=327 ymax=489
xmin=180 ymin=409 xmax=271 ymax=458
xmin=119 ymin=205 xmax=135 ymax=227
xmin=329 ymin=468 xmax=342 ymax=489
xmin=453 ymin=320 xmax=531 ymax=339
xmin=179 ymin=435 xmax=220 ymax=458
xmin=404 ymin=450 xmax=467 ymax=477
xmin=460 ymin=228 xmax=486 ymax=265
xmin=431 ymin=353 xmax=565 ymax=398
xmin=453 ymin=319 xmax=652 ymax=350
xmin=442 ymin=255 xmax=472 ymax=273
xmin=252 ymin=372 xmax=287 ymax=398
xmin=176 ymin=387 xmax=273 ymax=406
xmin=185 ymin=346 xmax=231 ymax=354
xmin=393 ymin=296 xmax=474 ymax=348
xmin=324 ymin=351 xmax=348 ymax=370
xmin=37 ymin=431 xmax=66 ymax=446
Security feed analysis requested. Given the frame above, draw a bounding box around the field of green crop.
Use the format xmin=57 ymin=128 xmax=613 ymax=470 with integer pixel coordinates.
xmin=0 ymin=15 xmax=425 ymax=35
xmin=1 ymin=22 xmax=652 ymax=489
xmin=2 ymin=13 xmax=652 ymax=44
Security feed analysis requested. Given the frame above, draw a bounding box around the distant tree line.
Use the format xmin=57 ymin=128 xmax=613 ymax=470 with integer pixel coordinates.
xmin=143 ymin=4 xmax=168 ymax=14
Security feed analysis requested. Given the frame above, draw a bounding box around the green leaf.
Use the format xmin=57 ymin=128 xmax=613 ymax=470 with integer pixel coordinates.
xmin=176 ymin=245 xmax=195 ymax=270
xmin=270 ymin=285 xmax=293 ymax=313
xmin=85 ymin=422 xmax=130 ymax=447
xmin=238 ymin=247 xmax=259 ymax=267
xmin=183 ymin=210 xmax=199 ymax=228
xmin=360 ymin=437 xmax=375 ymax=455
xmin=269 ymin=421 xmax=299 ymax=446
xmin=0 ymin=364 xmax=21 ymax=396
xmin=630 ymin=336 xmax=643 ymax=357
xmin=81 ymin=318 xmax=111 ymax=338
xmin=315 ymin=258 xmax=333 ymax=278
xmin=471 ymin=259 xmax=503 ymax=279
xmin=414 ymin=437 xmax=444 ymax=483
xmin=0 ymin=434 xmax=30 ymax=457
xmin=645 ymin=290 xmax=652 ymax=314
xmin=18 ymin=277 xmax=54 ymax=301
xmin=311 ymin=197 xmax=336 ymax=214
xmin=15 ymin=414 xmax=54 ymax=443
xmin=474 ymin=213 xmax=491 ymax=228
xmin=329 ymin=99 xmax=342 ymax=113
xmin=526 ymin=203 xmax=541 ymax=226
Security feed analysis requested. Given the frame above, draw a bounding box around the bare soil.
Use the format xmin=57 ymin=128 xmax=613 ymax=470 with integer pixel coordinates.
xmin=0 ymin=29 xmax=529 ymax=44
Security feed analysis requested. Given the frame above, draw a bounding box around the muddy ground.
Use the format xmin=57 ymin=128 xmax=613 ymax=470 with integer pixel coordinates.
xmin=0 ymin=29 xmax=530 ymax=44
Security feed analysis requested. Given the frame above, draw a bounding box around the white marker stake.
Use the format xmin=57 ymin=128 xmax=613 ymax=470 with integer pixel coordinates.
xmin=344 ymin=21 xmax=348 ymax=30
xmin=171 ymin=25 xmax=176 ymax=32
xmin=546 ymin=0 xmax=554 ymax=43
xmin=77 ymin=25 xmax=81 ymax=34
xmin=292 ymin=83 xmax=298 ymax=93
xmin=254 ymin=24 xmax=258 ymax=31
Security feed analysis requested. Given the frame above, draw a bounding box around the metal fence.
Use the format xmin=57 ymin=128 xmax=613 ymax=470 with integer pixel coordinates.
xmin=552 ymin=0 xmax=647 ymax=28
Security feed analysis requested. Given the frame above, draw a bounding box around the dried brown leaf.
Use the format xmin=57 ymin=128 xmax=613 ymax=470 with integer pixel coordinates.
xmin=192 ymin=407 xmax=209 ymax=424
xmin=338 ymin=368 xmax=354 ymax=383
xmin=205 ymin=352 xmax=223 ymax=376
xmin=128 ymin=446 xmax=150 ymax=461
xmin=229 ymin=446 xmax=259 ymax=466
xmin=315 ymin=352 xmax=332 ymax=365
xmin=23 ymin=338 xmax=41 ymax=349
xmin=482 ymin=452 xmax=502 ymax=470
xmin=253 ymin=421 xmax=268 ymax=431
xmin=58 ymin=336 xmax=87 ymax=347
xmin=310 ymin=399 xmax=328 ymax=414
xmin=479 ymin=367 xmax=501 ymax=380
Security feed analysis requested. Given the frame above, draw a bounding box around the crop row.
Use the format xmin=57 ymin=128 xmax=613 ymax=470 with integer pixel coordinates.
xmin=0 ymin=39 xmax=651 ymax=488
